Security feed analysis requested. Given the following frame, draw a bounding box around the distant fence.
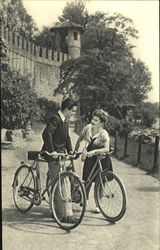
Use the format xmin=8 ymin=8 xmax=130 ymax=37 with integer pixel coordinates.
xmin=73 ymin=119 xmax=159 ymax=174
xmin=113 ymin=132 xmax=159 ymax=173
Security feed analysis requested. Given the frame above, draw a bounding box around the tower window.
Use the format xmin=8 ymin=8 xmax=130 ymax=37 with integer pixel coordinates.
xmin=73 ymin=32 xmax=78 ymax=40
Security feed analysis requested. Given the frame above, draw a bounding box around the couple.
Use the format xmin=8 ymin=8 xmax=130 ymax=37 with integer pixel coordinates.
xmin=41 ymin=98 xmax=113 ymax=214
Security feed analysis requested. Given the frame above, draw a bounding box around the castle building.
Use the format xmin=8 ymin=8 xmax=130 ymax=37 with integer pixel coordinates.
xmin=1 ymin=21 xmax=84 ymax=102
xmin=50 ymin=20 xmax=84 ymax=59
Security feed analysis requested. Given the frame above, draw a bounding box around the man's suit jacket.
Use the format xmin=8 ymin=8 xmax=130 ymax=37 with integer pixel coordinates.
xmin=41 ymin=113 xmax=72 ymax=155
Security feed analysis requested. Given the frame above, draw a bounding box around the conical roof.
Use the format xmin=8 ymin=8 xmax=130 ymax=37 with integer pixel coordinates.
xmin=50 ymin=20 xmax=84 ymax=32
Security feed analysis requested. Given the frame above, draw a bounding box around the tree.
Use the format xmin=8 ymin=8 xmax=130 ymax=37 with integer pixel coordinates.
xmin=81 ymin=11 xmax=138 ymax=55
xmin=1 ymin=69 xmax=40 ymax=129
xmin=34 ymin=26 xmax=56 ymax=48
xmin=54 ymin=12 xmax=151 ymax=121
xmin=34 ymin=0 xmax=88 ymax=48
xmin=0 ymin=0 xmax=38 ymax=38
xmin=135 ymin=102 xmax=159 ymax=127
xmin=127 ymin=59 xmax=152 ymax=104
xmin=55 ymin=53 xmax=151 ymax=121
xmin=58 ymin=0 xmax=88 ymax=26
xmin=0 ymin=38 xmax=39 ymax=129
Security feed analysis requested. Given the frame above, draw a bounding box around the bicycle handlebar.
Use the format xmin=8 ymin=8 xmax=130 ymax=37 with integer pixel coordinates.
xmin=41 ymin=151 xmax=80 ymax=160
xmin=41 ymin=150 xmax=113 ymax=160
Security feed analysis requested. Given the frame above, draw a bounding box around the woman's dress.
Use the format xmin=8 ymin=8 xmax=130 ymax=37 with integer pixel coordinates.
xmin=80 ymin=124 xmax=113 ymax=182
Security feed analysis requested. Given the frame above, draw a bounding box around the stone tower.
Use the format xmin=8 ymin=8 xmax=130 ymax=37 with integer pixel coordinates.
xmin=50 ymin=21 xmax=84 ymax=59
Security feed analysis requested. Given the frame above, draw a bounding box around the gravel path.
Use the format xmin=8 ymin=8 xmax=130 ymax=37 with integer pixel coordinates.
xmin=2 ymin=127 xmax=160 ymax=250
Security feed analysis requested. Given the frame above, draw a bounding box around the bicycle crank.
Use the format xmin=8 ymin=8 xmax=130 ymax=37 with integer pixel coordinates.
xmin=33 ymin=192 xmax=42 ymax=206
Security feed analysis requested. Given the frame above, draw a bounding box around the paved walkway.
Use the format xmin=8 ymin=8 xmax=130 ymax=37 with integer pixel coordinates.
xmin=2 ymin=126 xmax=160 ymax=250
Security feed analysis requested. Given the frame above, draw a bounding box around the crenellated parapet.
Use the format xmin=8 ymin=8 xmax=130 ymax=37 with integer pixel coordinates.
xmin=1 ymin=25 xmax=68 ymax=66
xmin=1 ymin=25 xmax=69 ymax=101
xmin=1 ymin=23 xmax=82 ymax=102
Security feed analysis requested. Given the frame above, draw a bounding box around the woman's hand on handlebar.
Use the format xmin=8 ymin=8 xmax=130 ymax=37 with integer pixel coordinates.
xmin=86 ymin=150 xmax=96 ymax=157
xmin=86 ymin=151 xmax=111 ymax=157
xmin=50 ymin=151 xmax=59 ymax=159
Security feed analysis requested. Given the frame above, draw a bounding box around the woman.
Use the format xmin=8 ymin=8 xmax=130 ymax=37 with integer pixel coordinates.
xmin=74 ymin=109 xmax=113 ymax=212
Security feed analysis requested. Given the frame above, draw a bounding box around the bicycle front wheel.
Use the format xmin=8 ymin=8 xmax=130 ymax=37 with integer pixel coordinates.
xmin=50 ymin=172 xmax=86 ymax=231
xmin=94 ymin=170 xmax=127 ymax=222
xmin=12 ymin=165 xmax=36 ymax=212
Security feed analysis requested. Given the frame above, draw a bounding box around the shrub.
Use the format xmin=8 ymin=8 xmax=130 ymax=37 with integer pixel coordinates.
xmin=105 ymin=115 xmax=122 ymax=136
xmin=1 ymin=69 xmax=40 ymax=129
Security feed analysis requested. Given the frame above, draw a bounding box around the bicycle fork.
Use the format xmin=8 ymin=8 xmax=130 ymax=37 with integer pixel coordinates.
xmin=98 ymin=162 xmax=114 ymax=199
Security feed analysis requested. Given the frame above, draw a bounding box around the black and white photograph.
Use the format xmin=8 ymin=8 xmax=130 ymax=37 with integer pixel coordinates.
xmin=1 ymin=0 xmax=159 ymax=249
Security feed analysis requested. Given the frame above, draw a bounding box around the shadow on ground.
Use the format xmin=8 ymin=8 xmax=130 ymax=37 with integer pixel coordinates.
xmin=136 ymin=186 xmax=159 ymax=192
xmin=3 ymin=204 xmax=115 ymax=234
xmin=2 ymin=205 xmax=67 ymax=235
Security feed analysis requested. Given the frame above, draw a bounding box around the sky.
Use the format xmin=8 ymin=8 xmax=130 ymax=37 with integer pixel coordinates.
xmin=23 ymin=0 xmax=159 ymax=103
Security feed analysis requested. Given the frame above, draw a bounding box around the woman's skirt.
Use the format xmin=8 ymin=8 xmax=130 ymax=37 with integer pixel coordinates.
xmin=82 ymin=144 xmax=113 ymax=182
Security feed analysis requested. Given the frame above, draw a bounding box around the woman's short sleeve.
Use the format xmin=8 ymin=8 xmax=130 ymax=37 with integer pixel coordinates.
xmin=99 ymin=130 xmax=110 ymax=144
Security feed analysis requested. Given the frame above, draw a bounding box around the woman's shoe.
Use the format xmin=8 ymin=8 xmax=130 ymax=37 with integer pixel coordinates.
xmin=95 ymin=207 xmax=100 ymax=213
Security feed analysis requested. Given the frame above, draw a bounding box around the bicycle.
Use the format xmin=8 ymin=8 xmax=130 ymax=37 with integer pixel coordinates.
xmin=78 ymin=151 xmax=127 ymax=222
xmin=12 ymin=151 xmax=86 ymax=231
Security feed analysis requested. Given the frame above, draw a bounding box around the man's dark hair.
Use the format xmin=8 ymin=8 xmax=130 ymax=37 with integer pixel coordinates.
xmin=61 ymin=98 xmax=77 ymax=111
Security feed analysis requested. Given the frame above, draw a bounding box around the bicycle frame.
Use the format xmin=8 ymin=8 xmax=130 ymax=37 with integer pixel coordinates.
xmin=84 ymin=155 xmax=109 ymax=194
xmin=19 ymin=154 xmax=77 ymax=205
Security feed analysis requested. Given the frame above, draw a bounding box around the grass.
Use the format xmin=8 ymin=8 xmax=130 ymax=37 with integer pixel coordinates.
xmin=112 ymin=136 xmax=159 ymax=176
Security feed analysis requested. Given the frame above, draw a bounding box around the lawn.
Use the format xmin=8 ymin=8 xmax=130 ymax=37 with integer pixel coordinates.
xmin=112 ymin=136 xmax=159 ymax=174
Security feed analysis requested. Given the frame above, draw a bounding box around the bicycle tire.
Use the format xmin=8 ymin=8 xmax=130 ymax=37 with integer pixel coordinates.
xmin=46 ymin=170 xmax=50 ymax=197
xmin=12 ymin=165 xmax=36 ymax=213
xmin=50 ymin=171 xmax=86 ymax=231
xmin=94 ymin=170 xmax=127 ymax=222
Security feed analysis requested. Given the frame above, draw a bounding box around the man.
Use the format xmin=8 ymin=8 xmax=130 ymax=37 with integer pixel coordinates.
xmin=41 ymin=98 xmax=77 ymax=181
xmin=41 ymin=98 xmax=77 ymax=220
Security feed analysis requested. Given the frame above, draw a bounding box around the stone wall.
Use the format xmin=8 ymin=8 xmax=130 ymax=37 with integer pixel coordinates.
xmin=1 ymin=26 xmax=70 ymax=102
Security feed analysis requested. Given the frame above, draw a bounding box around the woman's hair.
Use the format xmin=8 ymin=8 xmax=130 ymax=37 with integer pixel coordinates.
xmin=92 ymin=109 xmax=109 ymax=124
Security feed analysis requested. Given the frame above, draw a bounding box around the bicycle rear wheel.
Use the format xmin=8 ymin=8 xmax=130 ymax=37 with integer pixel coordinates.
xmin=12 ymin=165 xmax=36 ymax=212
xmin=50 ymin=172 xmax=86 ymax=231
xmin=94 ymin=170 xmax=127 ymax=222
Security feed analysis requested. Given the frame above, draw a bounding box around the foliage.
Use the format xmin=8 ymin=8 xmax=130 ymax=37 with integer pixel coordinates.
xmin=54 ymin=10 xmax=151 ymax=122
xmin=37 ymin=97 xmax=60 ymax=123
xmin=34 ymin=26 xmax=56 ymax=48
xmin=104 ymin=115 xmax=122 ymax=137
xmin=135 ymin=102 xmax=159 ymax=127
xmin=55 ymin=52 xmax=151 ymax=120
xmin=58 ymin=0 xmax=88 ymax=26
xmin=0 ymin=0 xmax=38 ymax=38
xmin=1 ymin=38 xmax=39 ymax=129
xmin=1 ymin=69 xmax=40 ymax=129
xmin=81 ymin=11 xmax=138 ymax=55
xmin=128 ymin=59 xmax=152 ymax=104
xmin=34 ymin=0 xmax=88 ymax=48
xmin=0 ymin=38 xmax=9 ymax=71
